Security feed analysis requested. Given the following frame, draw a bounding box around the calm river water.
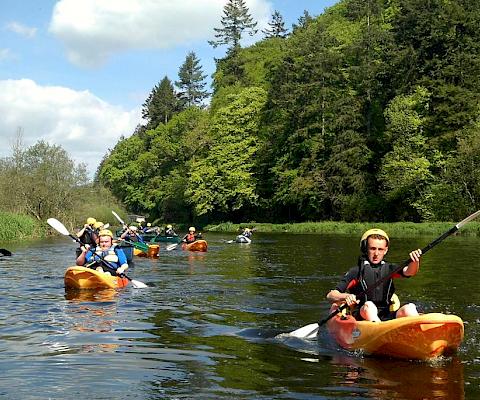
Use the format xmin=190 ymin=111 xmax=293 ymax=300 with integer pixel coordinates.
xmin=0 ymin=232 xmax=478 ymax=399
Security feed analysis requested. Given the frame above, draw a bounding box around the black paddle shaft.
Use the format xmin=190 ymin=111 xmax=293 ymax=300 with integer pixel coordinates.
xmin=318 ymin=225 xmax=460 ymax=326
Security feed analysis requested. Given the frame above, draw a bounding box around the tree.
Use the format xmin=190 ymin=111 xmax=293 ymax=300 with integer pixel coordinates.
xmin=292 ymin=10 xmax=313 ymax=32
xmin=175 ymin=51 xmax=209 ymax=108
xmin=0 ymin=139 xmax=87 ymax=221
xmin=185 ymin=87 xmax=267 ymax=216
xmin=208 ymin=0 xmax=258 ymax=52
xmin=262 ymin=10 xmax=288 ymax=38
xmin=142 ymin=76 xmax=179 ymax=128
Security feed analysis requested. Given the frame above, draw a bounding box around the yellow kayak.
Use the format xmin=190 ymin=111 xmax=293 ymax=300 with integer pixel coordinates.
xmin=133 ymin=244 xmax=159 ymax=258
xmin=327 ymin=310 xmax=464 ymax=360
xmin=64 ymin=266 xmax=129 ymax=289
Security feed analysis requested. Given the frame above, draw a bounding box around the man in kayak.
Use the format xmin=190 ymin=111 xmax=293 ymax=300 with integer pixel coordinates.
xmin=165 ymin=224 xmax=177 ymax=236
xmin=326 ymin=229 xmax=422 ymax=322
xmin=76 ymin=229 xmax=129 ymax=276
xmin=120 ymin=225 xmax=145 ymax=243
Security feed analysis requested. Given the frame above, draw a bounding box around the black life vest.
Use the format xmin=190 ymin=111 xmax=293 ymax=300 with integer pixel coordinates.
xmin=350 ymin=260 xmax=395 ymax=308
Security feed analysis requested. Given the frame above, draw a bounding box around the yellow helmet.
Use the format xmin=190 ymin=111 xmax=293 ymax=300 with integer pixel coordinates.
xmin=136 ymin=217 xmax=145 ymax=223
xmin=147 ymin=222 xmax=152 ymax=227
xmin=189 ymin=226 xmax=195 ymax=232
xmin=98 ymin=229 xmax=113 ymax=238
xmin=167 ymin=224 xmax=172 ymax=229
xmin=93 ymin=221 xmax=104 ymax=229
xmin=86 ymin=217 xmax=96 ymax=225
xmin=360 ymin=228 xmax=389 ymax=253
xmin=129 ymin=226 xmax=138 ymax=231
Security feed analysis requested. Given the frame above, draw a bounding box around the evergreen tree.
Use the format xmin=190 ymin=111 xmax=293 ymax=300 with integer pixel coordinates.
xmin=292 ymin=10 xmax=313 ymax=32
xmin=175 ymin=51 xmax=209 ymax=108
xmin=262 ymin=10 xmax=288 ymax=38
xmin=142 ymin=76 xmax=179 ymax=128
xmin=208 ymin=0 xmax=258 ymax=52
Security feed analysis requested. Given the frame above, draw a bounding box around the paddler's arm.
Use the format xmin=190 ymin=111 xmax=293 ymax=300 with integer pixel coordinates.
xmin=75 ymin=244 xmax=90 ymax=266
xmin=403 ymin=248 xmax=422 ymax=277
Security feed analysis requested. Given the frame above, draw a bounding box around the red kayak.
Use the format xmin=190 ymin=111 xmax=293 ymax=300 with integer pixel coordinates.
xmin=182 ymin=239 xmax=208 ymax=252
xmin=327 ymin=307 xmax=464 ymax=360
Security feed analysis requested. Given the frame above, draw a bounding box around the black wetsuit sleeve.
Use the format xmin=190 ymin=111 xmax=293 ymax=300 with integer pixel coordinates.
xmin=334 ymin=266 xmax=359 ymax=293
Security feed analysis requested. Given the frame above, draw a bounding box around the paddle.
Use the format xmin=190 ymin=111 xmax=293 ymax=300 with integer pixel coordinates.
xmin=288 ymin=209 xmax=480 ymax=339
xmin=166 ymin=242 xmax=180 ymax=251
xmin=47 ymin=218 xmax=148 ymax=289
xmin=0 ymin=248 xmax=12 ymax=256
xmin=111 ymin=210 xmax=149 ymax=252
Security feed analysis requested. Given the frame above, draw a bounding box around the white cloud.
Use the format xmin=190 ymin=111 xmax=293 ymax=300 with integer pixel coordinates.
xmin=0 ymin=79 xmax=141 ymax=177
xmin=5 ymin=21 xmax=37 ymax=38
xmin=0 ymin=48 xmax=13 ymax=62
xmin=49 ymin=0 xmax=272 ymax=68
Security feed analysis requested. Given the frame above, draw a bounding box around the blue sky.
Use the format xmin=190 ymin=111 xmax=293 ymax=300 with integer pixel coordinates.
xmin=1 ymin=0 xmax=338 ymax=177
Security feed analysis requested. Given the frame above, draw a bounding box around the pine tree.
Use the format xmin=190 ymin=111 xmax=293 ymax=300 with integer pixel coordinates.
xmin=175 ymin=51 xmax=209 ymax=108
xmin=142 ymin=76 xmax=178 ymax=128
xmin=208 ymin=0 xmax=258 ymax=52
xmin=292 ymin=10 xmax=313 ymax=32
xmin=262 ymin=10 xmax=288 ymax=38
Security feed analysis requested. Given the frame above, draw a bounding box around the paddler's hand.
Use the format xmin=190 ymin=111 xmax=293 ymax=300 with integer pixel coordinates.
xmin=409 ymin=248 xmax=422 ymax=262
xmin=116 ymin=265 xmax=127 ymax=275
xmin=344 ymin=294 xmax=359 ymax=307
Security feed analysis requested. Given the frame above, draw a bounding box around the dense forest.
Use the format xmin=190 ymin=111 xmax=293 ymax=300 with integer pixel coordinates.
xmin=95 ymin=0 xmax=480 ymax=225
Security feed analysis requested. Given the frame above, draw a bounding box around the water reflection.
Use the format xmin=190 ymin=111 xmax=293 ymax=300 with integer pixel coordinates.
xmin=331 ymin=355 xmax=464 ymax=400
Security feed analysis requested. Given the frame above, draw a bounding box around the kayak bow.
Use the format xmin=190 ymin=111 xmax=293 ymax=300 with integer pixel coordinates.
xmin=64 ymin=266 xmax=130 ymax=289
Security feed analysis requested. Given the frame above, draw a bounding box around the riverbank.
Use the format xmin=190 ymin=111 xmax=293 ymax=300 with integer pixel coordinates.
xmin=205 ymin=220 xmax=480 ymax=237
xmin=0 ymin=211 xmax=44 ymax=241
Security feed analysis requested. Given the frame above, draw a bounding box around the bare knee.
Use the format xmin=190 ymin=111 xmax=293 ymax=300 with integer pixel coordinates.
xmin=396 ymin=303 xmax=419 ymax=318
xmin=360 ymin=301 xmax=381 ymax=322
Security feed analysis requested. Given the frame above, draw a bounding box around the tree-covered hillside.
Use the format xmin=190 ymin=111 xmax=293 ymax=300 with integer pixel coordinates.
xmin=97 ymin=0 xmax=480 ymax=224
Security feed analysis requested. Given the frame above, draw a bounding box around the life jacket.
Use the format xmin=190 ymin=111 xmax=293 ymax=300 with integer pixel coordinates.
xmin=185 ymin=233 xmax=196 ymax=243
xmin=92 ymin=244 xmax=120 ymax=270
xmin=347 ymin=259 xmax=397 ymax=309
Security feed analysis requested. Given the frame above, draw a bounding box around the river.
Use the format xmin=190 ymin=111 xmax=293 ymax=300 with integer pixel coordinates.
xmin=0 ymin=232 xmax=478 ymax=399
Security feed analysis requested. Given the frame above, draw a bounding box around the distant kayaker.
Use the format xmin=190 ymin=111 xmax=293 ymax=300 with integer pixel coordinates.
xmin=76 ymin=229 xmax=129 ymax=275
xmin=76 ymin=217 xmax=98 ymax=248
xmin=182 ymin=226 xmax=201 ymax=244
xmin=240 ymin=227 xmax=253 ymax=239
xmin=165 ymin=224 xmax=177 ymax=236
xmin=120 ymin=225 xmax=145 ymax=243
xmin=326 ymin=229 xmax=422 ymax=322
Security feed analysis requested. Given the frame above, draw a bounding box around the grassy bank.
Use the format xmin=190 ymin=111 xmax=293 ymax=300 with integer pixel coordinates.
xmin=204 ymin=221 xmax=480 ymax=237
xmin=0 ymin=212 xmax=44 ymax=241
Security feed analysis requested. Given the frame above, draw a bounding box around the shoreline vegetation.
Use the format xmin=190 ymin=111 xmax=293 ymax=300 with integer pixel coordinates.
xmin=3 ymin=212 xmax=480 ymax=242
xmin=205 ymin=221 xmax=480 ymax=237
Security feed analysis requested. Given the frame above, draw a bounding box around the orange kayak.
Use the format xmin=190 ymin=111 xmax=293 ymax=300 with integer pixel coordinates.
xmin=182 ymin=240 xmax=208 ymax=252
xmin=327 ymin=310 xmax=464 ymax=360
xmin=133 ymin=244 xmax=159 ymax=258
xmin=64 ymin=266 xmax=129 ymax=289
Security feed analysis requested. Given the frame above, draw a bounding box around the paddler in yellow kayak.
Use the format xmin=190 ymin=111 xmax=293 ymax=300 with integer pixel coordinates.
xmin=76 ymin=229 xmax=129 ymax=276
xmin=326 ymin=229 xmax=422 ymax=322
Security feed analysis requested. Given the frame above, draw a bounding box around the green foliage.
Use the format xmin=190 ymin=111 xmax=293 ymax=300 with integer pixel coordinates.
xmin=142 ymin=76 xmax=179 ymax=128
xmin=175 ymin=51 xmax=209 ymax=107
xmin=0 ymin=211 xmax=41 ymax=240
xmin=97 ymin=0 xmax=480 ymax=225
xmin=208 ymin=0 xmax=258 ymax=51
xmin=185 ymin=87 xmax=267 ymax=216
xmin=0 ymin=140 xmax=88 ymax=222
xmin=263 ymin=10 xmax=288 ymax=39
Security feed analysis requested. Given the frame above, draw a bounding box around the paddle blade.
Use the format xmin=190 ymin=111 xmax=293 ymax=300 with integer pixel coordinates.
xmin=47 ymin=218 xmax=70 ymax=236
xmin=111 ymin=210 xmax=125 ymax=225
xmin=166 ymin=243 xmax=179 ymax=251
xmin=0 ymin=248 xmax=12 ymax=256
xmin=130 ymin=279 xmax=148 ymax=289
xmin=286 ymin=323 xmax=319 ymax=339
